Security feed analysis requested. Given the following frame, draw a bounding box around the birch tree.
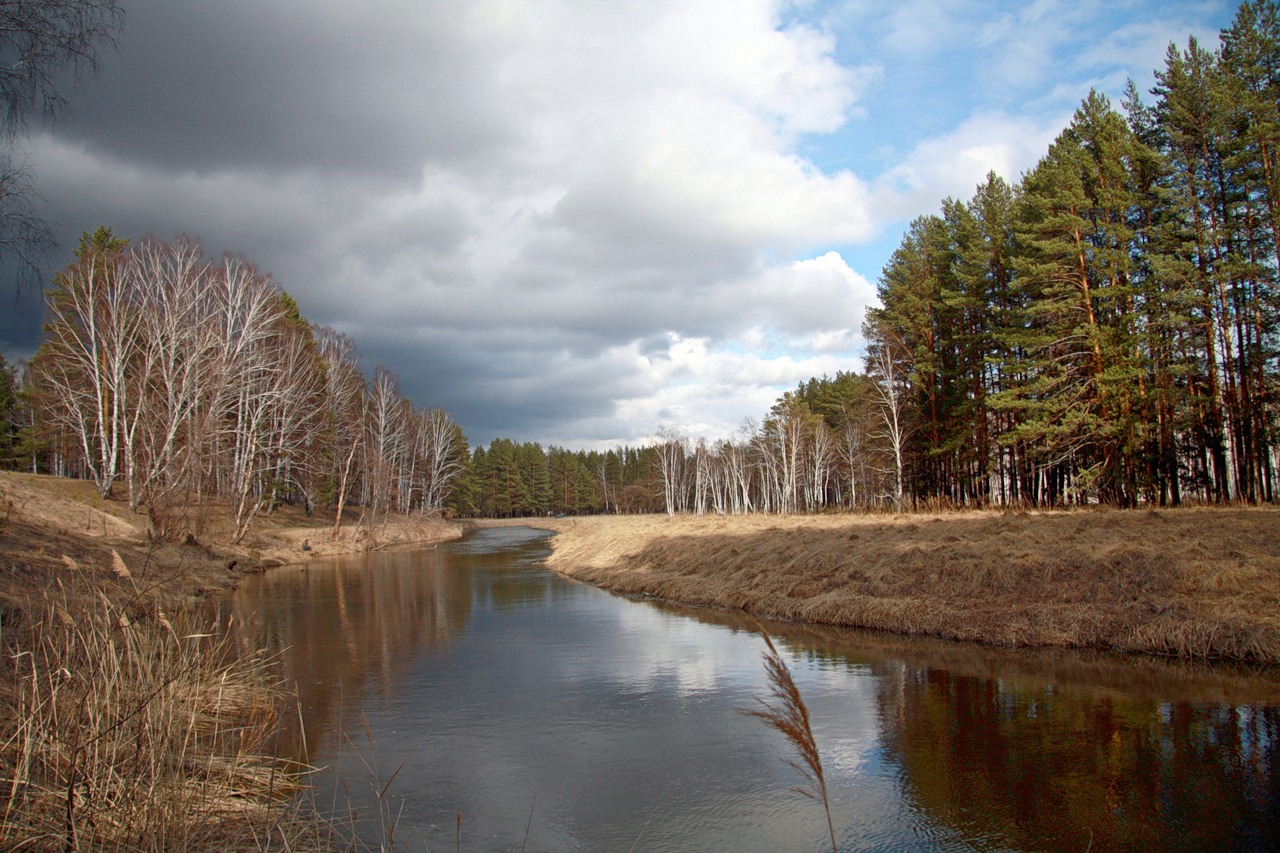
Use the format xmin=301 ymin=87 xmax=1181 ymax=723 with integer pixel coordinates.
xmin=315 ymin=326 xmax=367 ymax=534
xmin=124 ymin=237 xmax=215 ymax=525
xmin=866 ymin=335 xmax=912 ymax=509
xmin=37 ymin=227 xmax=132 ymax=498
xmin=365 ymin=367 xmax=408 ymax=525
xmin=653 ymin=425 xmax=688 ymax=516
xmin=417 ymin=407 xmax=465 ymax=511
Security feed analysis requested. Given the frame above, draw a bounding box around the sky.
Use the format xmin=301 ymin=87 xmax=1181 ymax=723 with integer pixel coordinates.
xmin=1 ymin=0 xmax=1238 ymax=450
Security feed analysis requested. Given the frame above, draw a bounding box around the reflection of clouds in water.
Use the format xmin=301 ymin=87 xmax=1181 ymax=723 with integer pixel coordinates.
xmin=818 ymin=732 xmax=874 ymax=779
xmin=237 ymin=534 xmax=1279 ymax=852
xmin=554 ymin=591 xmax=883 ymax=787
xmin=566 ymin=594 xmax=770 ymax=698
xmin=795 ymin=655 xmax=880 ymax=780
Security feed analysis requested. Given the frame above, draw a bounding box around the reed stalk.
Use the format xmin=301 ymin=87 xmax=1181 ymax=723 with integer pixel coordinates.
xmin=743 ymin=627 xmax=838 ymax=853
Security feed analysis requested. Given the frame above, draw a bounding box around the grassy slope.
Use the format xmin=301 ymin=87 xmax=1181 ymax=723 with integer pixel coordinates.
xmin=538 ymin=508 xmax=1280 ymax=663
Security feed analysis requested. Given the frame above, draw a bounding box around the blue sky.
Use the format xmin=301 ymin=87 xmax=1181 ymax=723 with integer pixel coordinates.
xmin=806 ymin=0 xmax=1236 ymax=276
xmin=3 ymin=0 xmax=1238 ymax=449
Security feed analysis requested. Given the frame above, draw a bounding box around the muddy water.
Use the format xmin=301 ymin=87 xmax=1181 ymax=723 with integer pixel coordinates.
xmin=226 ymin=526 xmax=1280 ymax=852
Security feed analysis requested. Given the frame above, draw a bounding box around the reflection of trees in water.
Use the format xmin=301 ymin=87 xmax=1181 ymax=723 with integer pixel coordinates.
xmin=227 ymin=549 xmax=475 ymax=759
xmin=878 ymin=665 xmax=1280 ymax=851
xmin=468 ymin=562 xmax=579 ymax=613
xmin=446 ymin=533 xmax=573 ymax=614
xmin=666 ymin=611 xmax=1280 ymax=850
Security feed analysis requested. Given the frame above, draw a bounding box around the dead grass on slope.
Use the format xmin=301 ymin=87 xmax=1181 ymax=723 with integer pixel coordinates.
xmin=544 ymin=508 xmax=1280 ymax=663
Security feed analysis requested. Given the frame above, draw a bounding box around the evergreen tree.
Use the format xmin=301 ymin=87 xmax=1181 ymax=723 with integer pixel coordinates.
xmin=517 ymin=442 xmax=551 ymax=515
xmin=998 ymin=92 xmax=1147 ymax=504
xmin=1218 ymin=0 xmax=1280 ymax=500
xmin=1123 ymin=80 xmax=1201 ymax=505
xmin=1155 ymin=36 xmax=1245 ymax=500
xmin=0 ymin=353 xmax=16 ymax=467
xmin=960 ymin=172 xmax=1023 ymax=503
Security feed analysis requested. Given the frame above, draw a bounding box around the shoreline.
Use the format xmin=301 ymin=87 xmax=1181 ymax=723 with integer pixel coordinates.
xmin=532 ymin=508 xmax=1280 ymax=665
xmin=0 ymin=471 xmax=467 ymax=605
xmin=5 ymin=473 xmax=1280 ymax=844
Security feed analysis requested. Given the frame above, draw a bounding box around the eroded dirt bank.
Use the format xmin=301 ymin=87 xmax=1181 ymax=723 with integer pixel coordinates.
xmin=527 ymin=509 xmax=1280 ymax=664
xmin=0 ymin=470 xmax=465 ymax=608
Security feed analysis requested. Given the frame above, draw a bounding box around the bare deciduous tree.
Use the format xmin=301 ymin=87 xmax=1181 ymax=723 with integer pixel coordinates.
xmin=38 ymin=234 xmax=133 ymax=498
xmin=365 ymin=366 xmax=408 ymax=526
xmin=316 ymin=325 xmax=367 ymax=535
xmin=417 ymin=407 xmax=465 ymax=512
xmin=653 ymin=425 xmax=688 ymax=516
xmin=32 ymin=233 xmax=466 ymax=541
xmin=868 ymin=338 xmax=912 ymax=510
xmin=122 ymin=237 xmax=213 ymax=522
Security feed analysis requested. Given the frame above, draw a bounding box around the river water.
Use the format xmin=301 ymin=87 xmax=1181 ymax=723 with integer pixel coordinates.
xmin=226 ymin=526 xmax=1280 ymax=852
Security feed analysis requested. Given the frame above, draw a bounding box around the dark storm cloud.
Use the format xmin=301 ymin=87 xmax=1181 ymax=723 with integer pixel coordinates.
xmin=358 ymin=326 xmax=657 ymax=447
xmin=51 ymin=0 xmax=516 ymax=180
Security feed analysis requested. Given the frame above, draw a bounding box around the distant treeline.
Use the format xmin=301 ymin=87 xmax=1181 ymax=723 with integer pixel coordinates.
xmin=453 ymin=440 xmax=659 ymax=517
xmin=0 ymin=229 xmax=467 ymax=540
xmin=451 ymin=373 xmax=892 ymax=517
xmin=455 ymin=371 xmax=897 ymax=518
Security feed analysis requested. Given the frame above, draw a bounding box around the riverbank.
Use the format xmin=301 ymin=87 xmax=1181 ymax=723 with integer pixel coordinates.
xmin=533 ymin=508 xmax=1280 ymax=664
xmin=0 ymin=471 xmax=464 ymax=849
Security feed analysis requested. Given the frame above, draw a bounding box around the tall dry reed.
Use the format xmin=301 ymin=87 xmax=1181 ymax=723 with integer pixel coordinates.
xmin=0 ymin=552 xmax=327 ymax=851
xmin=743 ymin=628 xmax=838 ymax=853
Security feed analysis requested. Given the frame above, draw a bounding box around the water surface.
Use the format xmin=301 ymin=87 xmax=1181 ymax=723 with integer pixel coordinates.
xmin=228 ymin=526 xmax=1280 ymax=851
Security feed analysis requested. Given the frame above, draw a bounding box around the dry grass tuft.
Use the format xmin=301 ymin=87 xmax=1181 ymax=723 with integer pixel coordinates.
xmin=0 ymin=558 xmax=329 ymax=852
xmin=110 ymin=549 xmax=132 ymax=582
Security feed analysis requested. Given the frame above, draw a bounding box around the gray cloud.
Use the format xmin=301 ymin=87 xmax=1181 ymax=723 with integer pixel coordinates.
xmin=51 ymin=0 xmax=516 ymax=180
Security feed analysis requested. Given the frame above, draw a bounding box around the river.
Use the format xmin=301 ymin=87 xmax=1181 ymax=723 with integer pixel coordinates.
xmin=226 ymin=525 xmax=1280 ymax=852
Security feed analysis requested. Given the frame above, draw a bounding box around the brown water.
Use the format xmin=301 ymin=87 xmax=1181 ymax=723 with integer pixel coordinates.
xmin=225 ymin=526 xmax=1280 ymax=851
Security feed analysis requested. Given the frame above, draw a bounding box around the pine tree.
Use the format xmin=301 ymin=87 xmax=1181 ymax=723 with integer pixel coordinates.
xmin=1000 ymin=92 xmax=1146 ymax=504
xmin=517 ymin=442 xmax=551 ymax=515
xmin=1123 ymin=80 xmax=1199 ymax=505
xmin=1218 ymin=0 xmax=1280 ymax=500
xmin=960 ymin=172 xmax=1023 ymax=503
xmin=1155 ymin=36 xmax=1245 ymax=500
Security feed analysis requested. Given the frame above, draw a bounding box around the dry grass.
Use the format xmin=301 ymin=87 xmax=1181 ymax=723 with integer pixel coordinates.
xmin=0 ymin=555 xmax=331 ymax=852
xmin=538 ymin=507 xmax=1280 ymax=663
